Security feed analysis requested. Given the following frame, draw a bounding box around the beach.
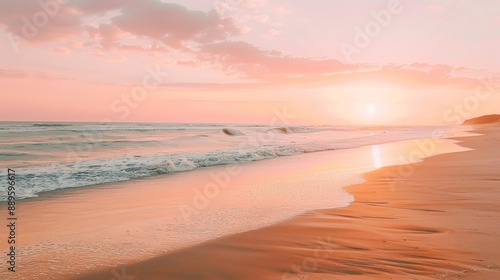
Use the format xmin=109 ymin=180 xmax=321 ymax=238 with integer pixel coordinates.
xmin=2 ymin=1 xmax=498 ymax=279
xmin=70 ymin=123 xmax=500 ymax=280
xmin=0 ymin=123 xmax=496 ymax=279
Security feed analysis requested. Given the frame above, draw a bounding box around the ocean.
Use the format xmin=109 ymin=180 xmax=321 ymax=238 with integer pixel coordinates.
xmin=0 ymin=122 xmax=461 ymax=201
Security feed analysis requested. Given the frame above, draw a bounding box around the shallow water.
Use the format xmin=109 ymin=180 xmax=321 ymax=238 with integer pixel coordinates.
xmin=0 ymin=122 xmax=467 ymax=200
xmin=0 ymin=134 xmax=472 ymax=280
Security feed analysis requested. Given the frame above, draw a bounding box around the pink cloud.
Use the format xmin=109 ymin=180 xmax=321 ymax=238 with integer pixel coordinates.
xmin=109 ymin=1 xmax=241 ymax=49
xmin=198 ymin=41 xmax=365 ymax=81
xmin=105 ymin=55 xmax=128 ymax=64
xmin=0 ymin=0 xmax=83 ymax=42
xmin=244 ymin=0 xmax=267 ymax=9
xmin=72 ymin=0 xmax=133 ymax=14
xmin=0 ymin=68 xmax=77 ymax=81
xmin=67 ymin=40 xmax=83 ymax=49
xmin=0 ymin=0 xmax=496 ymax=92
xmin=252 ymin=14 xmax=269 ymax=23
xmin=0 ymin=0 xmax=242 ymax=52
xmin=51 ymin=46 xmax=70 ymax=55
xmin=316 ymin=68 xmax=478 ymax=90
xmin=192 ymin=41 xmax=492 ymax=90
xmin=265 ymin=28 xmax=281 ymax=38
xmin=87 ymin=23 xmax=128 ymax=51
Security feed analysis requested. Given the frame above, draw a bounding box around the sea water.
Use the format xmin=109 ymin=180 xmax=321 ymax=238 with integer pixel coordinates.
xmin=0 ymin=122 xmax=463 ymax=201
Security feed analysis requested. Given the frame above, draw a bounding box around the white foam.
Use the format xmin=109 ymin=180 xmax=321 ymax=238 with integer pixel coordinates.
xmin=0 ymin=124 xmax=462 ymax=201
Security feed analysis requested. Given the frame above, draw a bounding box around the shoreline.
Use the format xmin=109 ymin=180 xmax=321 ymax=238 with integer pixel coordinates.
xmin=0 ymin=125 xmax=470 ymax=204
xmin=0 ymin=129 xmax=484 ymax=279
xmin=76 ymin=124 xmax=500 ymax=279
xmin=0 ymin=136 xmax=410 ymax=279
xmin=3 ymin=133 xmax=470 ymax=208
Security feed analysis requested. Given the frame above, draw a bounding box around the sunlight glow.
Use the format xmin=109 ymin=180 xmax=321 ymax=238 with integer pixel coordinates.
xmin=371 ymin=145 xmax=382 ymax=169
xmin=367 ymin=104 xmax=376 ymax=114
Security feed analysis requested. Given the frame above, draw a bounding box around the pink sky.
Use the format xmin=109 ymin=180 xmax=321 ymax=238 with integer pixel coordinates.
xmin=0 ymin=0 xmax=499 ymax=125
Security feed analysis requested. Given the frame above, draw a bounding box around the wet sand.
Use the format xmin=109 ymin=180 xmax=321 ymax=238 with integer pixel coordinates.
xmin=76 ymin=124 xmax=500 ymax=280
xmin=3 ymin=134 xmax=467 ymax=279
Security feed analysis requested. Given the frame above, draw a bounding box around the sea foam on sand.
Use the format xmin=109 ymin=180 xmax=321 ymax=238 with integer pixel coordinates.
xmin=1 ymin=136 xmax=473 ymax=279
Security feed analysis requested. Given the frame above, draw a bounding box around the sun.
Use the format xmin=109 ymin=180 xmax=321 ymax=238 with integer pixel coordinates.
xmin=367 ymin=104 xmax=376 ymax=114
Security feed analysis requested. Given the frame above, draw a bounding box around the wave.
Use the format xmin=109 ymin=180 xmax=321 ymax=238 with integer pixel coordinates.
xmin=274 ymin=127 xmax=291 ymax=133
xmin=0 ymin=124 xmax=461 ymax=201
xmin=3 ymin=132 xmax=417 ymax=201
xmin=32 ymin=123 xmax=72 ymax=127
xmin=0 ymin=152 xmax=31 ymax=157
xmin=9 ymin=145 xmax=303 ymax=200
xmin=267 ymin=127 xmax=327 ymax=134
xmin=222 ymin=128 xmax=244 ymax=136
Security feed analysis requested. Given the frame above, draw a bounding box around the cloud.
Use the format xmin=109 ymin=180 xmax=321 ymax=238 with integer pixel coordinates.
xmin=198 ymin=41 xmax=366 ymax=81
xmin=0 ymin=0 xmax=83 ymax=42
xmin=157 ymin=82 xmax=270 ymax=91
xmin=105 ymin=55 xmax=128 ymax=63
xmin=265 ymin=28 xmax=281 ymax=38
xmin=71 ymin=0 xmax=133 ymax=15
xmin=0 ymin=68 xmax=78 ymax=80
xmin=51 ymin=46 xmax=70 ymax=55
xmin=87 ymin=22 xmax=128 ymax=51
xmin=0 ymin=0 xmax=242 ymax=51
xmin=244 ymin=0 xmax=267 ymax=9
xmin=347 ymin=65 xmax=478 ymax=89
xmin=252 ymin=14 xmax=269 ymax=23
xmin=191 ymin=41 xmax=493 ymax=90
xmin=108 ymin=1 xmax=241 ymax=49
xmin=90 ymin=50 xmax=128 ymax=63
xmin=275 ymin=5 xmax=294 ymax=16
xmin=0 ymin=69 xmax=29 ymax=78
xmin=0 ymin=0 xmax=494 ymax=91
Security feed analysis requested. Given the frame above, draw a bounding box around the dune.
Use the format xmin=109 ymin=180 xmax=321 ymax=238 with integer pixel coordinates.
xmin=463 ymin=114 xmax=500 ymax=125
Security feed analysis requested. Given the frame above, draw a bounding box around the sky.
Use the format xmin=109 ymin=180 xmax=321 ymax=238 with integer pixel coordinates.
xmin=0 ymin=0 xmax=499 ymax=125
